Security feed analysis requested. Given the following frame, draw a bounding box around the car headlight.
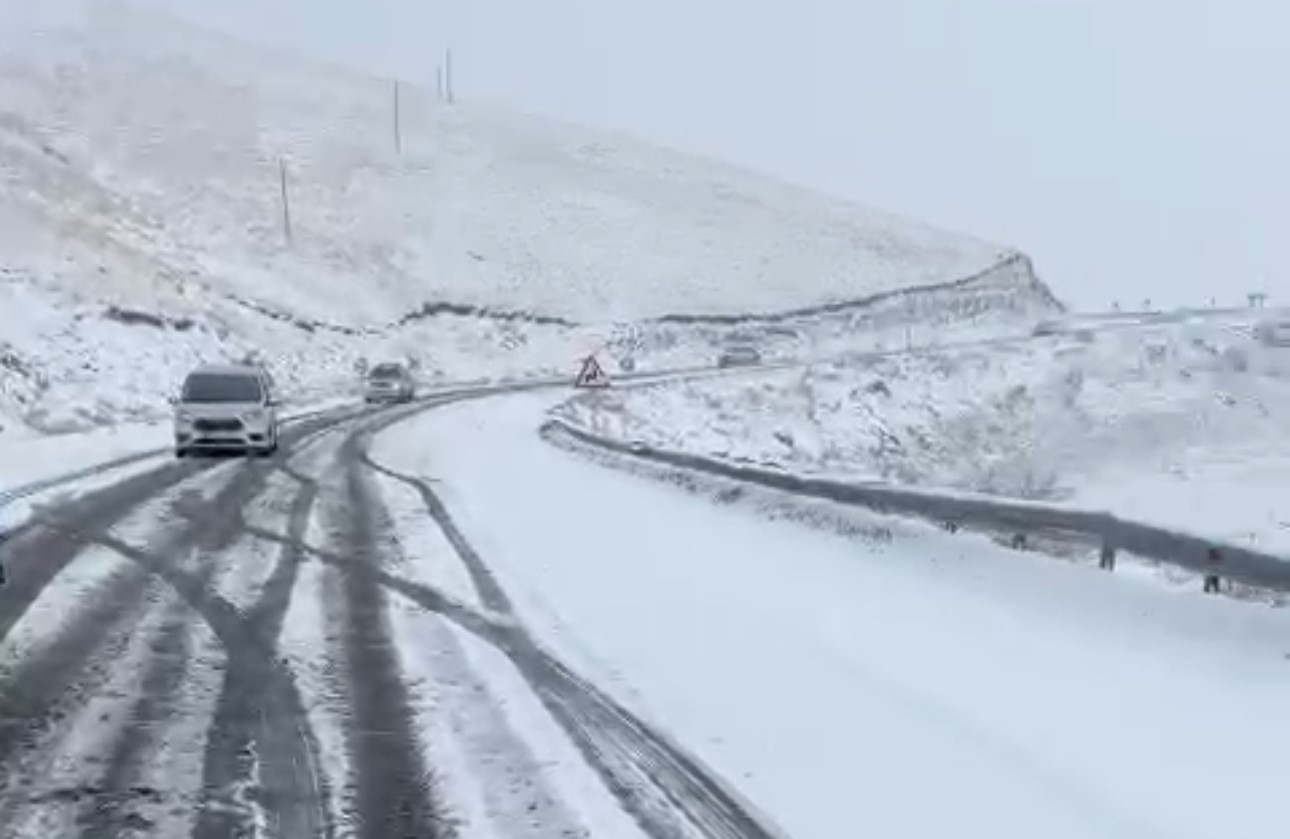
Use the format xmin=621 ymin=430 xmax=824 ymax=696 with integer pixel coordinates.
xmin=175 ymin=411 xmax=194 ymax=425
xmin=242 ymin=409 xmax=268 ymax=424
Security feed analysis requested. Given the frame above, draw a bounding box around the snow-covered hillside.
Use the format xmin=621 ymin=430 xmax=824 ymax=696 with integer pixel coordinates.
xmin=0 ymin=1 xmax=1035 ymax=325
xmin=556 ymin=316 xmax=1290 ymax=552
xmin=0 ymin=0 xmax=1056 ymax=435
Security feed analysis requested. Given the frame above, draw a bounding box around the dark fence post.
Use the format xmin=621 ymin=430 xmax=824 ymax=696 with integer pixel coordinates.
xmin=1099 ymin=539 xmax=1116 ymax=571
xmin=1203 ymin=546 xmax=1222 ymax=594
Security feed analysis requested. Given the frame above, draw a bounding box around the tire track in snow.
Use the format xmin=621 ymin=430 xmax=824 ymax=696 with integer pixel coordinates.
xmin=72 ymin=593 xmax=209 ymax=838
xmin=316 ymin=429 xmax=447 ymax=839
xmin=358 ymin=442 xmax=785 ymax=839
xmin=108 ymin=420 xmax=345 ymax=839
xmin=58 ymin=456 xmax=285 ymax=839
xmin=0 ymin=459 xmax=248 ymax=837
xmin=92 ymin=515 xmax=327 ymax=839
xmin=0 ymin=411 xmax=351 ymax=839
xmin=0 ymin=457 xmax=222 ymax=647
xmin=190 ymin=437 xmax=338 ymax=839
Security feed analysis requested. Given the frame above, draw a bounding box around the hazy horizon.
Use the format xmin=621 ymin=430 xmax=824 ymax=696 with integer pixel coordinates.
xmin=142 ymin=0 xmax=1288 ymax=311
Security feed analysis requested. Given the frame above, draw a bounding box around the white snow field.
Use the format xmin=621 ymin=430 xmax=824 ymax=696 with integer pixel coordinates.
xmin=0 ymin=0 xmax=1056 ymax=436
xmin=372 ymin=391 xmax=1290 ymax=839
xmin=557 ymin=315 xmax=1290 ymax=553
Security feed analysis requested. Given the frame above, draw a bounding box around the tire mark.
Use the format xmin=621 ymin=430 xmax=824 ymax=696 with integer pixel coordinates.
xmin=359 ymin=454 xmax=512 ymax=615
xmin=0 ymin=458 xmax=218 ymax=647
xmin=191 ymin=451 xmax=335 ymax=839
xmin=45 ymin=460 xmax=279 ymax=839
xmin=121 ymin=421 xmax=344 ymax=839
xmin=0 ymin=564 xmax=160 ymax=768
xmin=0 ymin=408 xmax=355 ymax=839
xmin=89 ymin=530 xmax=328 ymax=839
xmin=246 ymin=461 xmax=322 ymax=642
xmin=323 ymin=430 xmax=447 ymax=839
xmin=259 ymin=465 xmax=783 ymax=839
xmin=74 ymin=593 xmax=201 ymax=837
xmin=0 ymin=462 xmax=254 ymax=835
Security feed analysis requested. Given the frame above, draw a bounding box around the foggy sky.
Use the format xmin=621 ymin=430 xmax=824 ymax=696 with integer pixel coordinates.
xmin=146 ymin=0 xmax=1288 ymax=310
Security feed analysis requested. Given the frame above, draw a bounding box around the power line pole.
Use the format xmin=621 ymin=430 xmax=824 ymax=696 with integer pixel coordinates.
xmin=393 ymin=79 xmax=402 ymax=154
xmin=445 ymin=48 xmax=455 ymax=104
xmin=279 ymin=157 xmax=292 ymax=246
xmin=436 ymin=65 xmax=444 ymax=102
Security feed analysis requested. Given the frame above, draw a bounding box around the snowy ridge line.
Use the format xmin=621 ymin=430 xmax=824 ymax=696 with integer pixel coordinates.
xmin=226 ymin=252 xmax=1048 ymax=336
xmin=542 ymin=419 xmax=1290 ymax=591
xmin=645 ymin=253 xmax=1060 ymax=325
xmin=227 ymin=292 xmax=579 ymax=335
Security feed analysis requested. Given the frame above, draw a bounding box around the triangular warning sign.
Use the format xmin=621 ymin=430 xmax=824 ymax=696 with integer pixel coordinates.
xmin=575 ymin=355 xmax=610 ymax=388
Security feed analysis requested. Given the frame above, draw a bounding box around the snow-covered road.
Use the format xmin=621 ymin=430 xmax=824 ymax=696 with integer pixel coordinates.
xmin=0 ymin=392 xmax=777 ymax=839
xmin=373 ymin=391 xmax=1290 ymax=839
xmin=3 ymin=388 xmax=1289 ymax=839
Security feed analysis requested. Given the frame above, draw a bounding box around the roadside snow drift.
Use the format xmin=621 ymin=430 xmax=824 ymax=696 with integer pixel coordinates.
xmin=556 ymin=317 xmax=1290 ymax=553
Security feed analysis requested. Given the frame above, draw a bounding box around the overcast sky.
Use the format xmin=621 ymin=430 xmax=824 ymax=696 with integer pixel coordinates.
xmin=147 ymin=0 xmax=1287 ymax=310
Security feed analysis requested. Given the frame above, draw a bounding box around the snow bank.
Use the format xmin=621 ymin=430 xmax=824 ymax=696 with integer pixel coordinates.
xmin=556 ymin=318 xmax=1290 ymax=553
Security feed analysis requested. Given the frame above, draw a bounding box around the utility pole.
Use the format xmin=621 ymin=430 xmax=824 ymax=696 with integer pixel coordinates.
xmin=279 ymin=158 xmax=292 ymax=246
xmin=393 ymin=80 xmax=402 ymax=154
xmin=445 ymin=48 xmax=455 ymax=104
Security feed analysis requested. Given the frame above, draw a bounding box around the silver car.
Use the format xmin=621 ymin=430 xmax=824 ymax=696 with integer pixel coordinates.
xmin=173 ymin=364 xmax=280 ymax=457
xmin=364 ymin=363 xmax=416 ymax=404
xmin=718 ymin=344 xmax=762 ymax=368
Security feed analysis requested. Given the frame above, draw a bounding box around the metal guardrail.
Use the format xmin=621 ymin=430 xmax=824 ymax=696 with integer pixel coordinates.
xmin=543 ymin=419 xmax=1290 ymax=593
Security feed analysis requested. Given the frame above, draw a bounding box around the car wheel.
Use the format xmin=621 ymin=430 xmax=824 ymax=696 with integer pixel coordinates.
xmin=175 ymin=447 xmax=188 ymax=459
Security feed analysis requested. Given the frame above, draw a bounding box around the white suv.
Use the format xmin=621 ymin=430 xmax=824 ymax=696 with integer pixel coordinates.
xmin=174 ymin=364 xmax=280 ymax=457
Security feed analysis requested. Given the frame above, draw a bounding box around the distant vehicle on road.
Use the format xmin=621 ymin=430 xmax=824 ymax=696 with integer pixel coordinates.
xmin=365 ymin=362 xmax=416 ymax=404
xmin=1032 ymin=320 xmax=1065 ymax=337
xmin=717 ymin=343 xmax=762 ymax=368
xmin=174 ymin=364 xmax=279 ymax=458
xmin=1256 ymin=318 xmax=1290 ymax=347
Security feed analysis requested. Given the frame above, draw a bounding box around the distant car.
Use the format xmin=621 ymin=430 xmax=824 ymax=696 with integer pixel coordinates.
xmin=717 ymin=344 xmax=762 ymax=368
xmin=174 ymin=364 xmax=279 ymax=458
xmin=365 ymin=362 xmax=416 ymax=404
xmin=1256 ymin=319 xmax=1290 ymax=347
xmin=1032 ymin=320 xmax=1065 ymax=337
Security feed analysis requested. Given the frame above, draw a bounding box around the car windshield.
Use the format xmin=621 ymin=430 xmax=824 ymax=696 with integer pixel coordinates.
xmin=370 ymin=365 xmax=405 ymax=380
xmin=182 ymin=373 xmax=263 ymax=403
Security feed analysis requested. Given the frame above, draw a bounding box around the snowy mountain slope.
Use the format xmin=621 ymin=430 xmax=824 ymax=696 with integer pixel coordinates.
xmin=0 ymin=0 xmax=1036 ymax=325
xmin=556 ymin=316 xmax=1290 ymax=552
xmin=0 ymin=1 xmax=1059 ymax=436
